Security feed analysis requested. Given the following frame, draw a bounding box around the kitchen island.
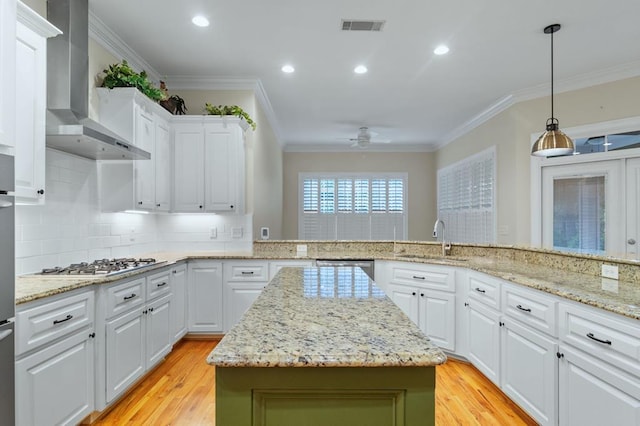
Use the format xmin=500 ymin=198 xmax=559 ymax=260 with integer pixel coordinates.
xmin=208 ymin=266 xmax=447 ymax=426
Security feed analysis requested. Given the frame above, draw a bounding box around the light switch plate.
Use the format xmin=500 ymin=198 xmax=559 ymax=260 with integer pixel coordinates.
xmin=601 ymin=264 xmax=619 ymax=280
xmin=210 ymin=228 xmax=217 ymax=239
xmin=232 ymin=227 xmax=243 ymax=239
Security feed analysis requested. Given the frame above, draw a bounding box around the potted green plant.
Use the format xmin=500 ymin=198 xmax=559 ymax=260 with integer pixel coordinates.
xmin=204 ymin=103 xmax=256 ymax=130
xmin=100 ymin=60 xmax=166 ymax=102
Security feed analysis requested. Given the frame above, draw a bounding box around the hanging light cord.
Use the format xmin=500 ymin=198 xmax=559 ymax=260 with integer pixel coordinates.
xmin=550 ymin=28 xmax=555 ymax=121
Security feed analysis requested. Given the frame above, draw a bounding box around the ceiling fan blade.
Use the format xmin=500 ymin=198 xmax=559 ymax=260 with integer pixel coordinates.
xmin=370 ymin=138 xmax=392 ymax=143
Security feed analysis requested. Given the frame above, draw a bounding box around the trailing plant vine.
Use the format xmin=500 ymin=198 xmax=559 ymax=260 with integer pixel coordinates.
xmin=204 ymin=103 xmax=256 ymax=130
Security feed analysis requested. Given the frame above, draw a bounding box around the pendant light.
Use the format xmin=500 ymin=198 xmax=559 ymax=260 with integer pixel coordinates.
xmin=531 ymin=24 xmax=574 ymax=157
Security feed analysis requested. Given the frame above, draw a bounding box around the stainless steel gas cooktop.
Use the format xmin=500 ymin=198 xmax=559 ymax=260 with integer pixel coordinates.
xmin=40 ymin=258 xmax=163 ymax=276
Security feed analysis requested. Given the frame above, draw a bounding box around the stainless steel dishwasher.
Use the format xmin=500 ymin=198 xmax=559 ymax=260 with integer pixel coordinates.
xmin=315 ymin=259 xmax=375 ymax=280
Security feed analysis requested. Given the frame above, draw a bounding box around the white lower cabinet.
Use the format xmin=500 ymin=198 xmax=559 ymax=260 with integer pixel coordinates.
xmin=105 ymin=306 xmax=145 ymax=403
xmin=558 ymin=344 xmax=640 ymax=426
xmin=466 ymin=300 xmax=501 ymax=384
xmin=501 ymin=319 xmax=557 ymax=425
xmin=187 ymin=261 xmax=224 ymax=333
xmin=223 ymin=261 xmax=269 ymax=331
xmin=387 ymin=283 xmax=456 ymax=351
xmin=418 ymin=290 xmax=456 ymax=351
xmin=104 ymin=272 xmax=173 ymax=404
xmin=16 ymin=329 xmax=95 ymax=426
xmin=170 ymin=263 xmax=188 ymax=342
xmin=145 ymin=294 xmax=172 ymax=367
xmin=15 ymin=288 xmax=96 ymax=426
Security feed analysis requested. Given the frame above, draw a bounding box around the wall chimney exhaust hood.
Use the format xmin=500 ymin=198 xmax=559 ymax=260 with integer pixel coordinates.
xmin=46 ymin=0 xmax=150 ymax=160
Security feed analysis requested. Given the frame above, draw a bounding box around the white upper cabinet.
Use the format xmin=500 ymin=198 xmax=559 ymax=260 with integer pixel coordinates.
xmin=97 ymin=88 xmax=173 ymax=212
xmin=0 ymin=0 xmax=16 ymax=152
xmin=172 ymin=116 xmax=246 ymax=214
xmin=14 ymin=2 xmax=60 ymax=202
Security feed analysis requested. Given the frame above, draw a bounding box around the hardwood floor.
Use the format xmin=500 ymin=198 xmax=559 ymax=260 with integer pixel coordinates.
xmin=94 ymin=339 xmax=537 ymax=425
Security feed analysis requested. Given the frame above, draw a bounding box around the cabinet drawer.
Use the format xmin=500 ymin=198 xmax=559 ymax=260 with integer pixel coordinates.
xmin=560 ymin=303 xmax=640 ymax=378
xmin=105 ymin=277 xmax=145 ymax=319
xmin=146 ymin=269 xmax=171 ymax=300
xmin=467 ymin=272 xmax=501 ymax=310
xmin=16 ymin=290 xmax=94 ymax=356
xmin=391 ymin=263 xmax=455 ymax=292
xmin=225 ymin=261 xmax=269 ymax=281
xmin=502 ymin=284 xmax=558 ymax=337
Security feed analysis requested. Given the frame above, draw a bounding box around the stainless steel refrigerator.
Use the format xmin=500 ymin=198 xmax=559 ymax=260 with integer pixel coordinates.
xmin=0 ymin=153 xmax=15 ymax=426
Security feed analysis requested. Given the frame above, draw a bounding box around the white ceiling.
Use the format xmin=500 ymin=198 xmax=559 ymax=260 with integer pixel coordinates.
xmin=89 ymin=0 xmax=640 ymax=151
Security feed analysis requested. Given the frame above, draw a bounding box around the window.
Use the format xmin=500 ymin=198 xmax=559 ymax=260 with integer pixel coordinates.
xmin=299 ymin=173 xmax=407 ymax=240
xmin=437 ymin=147 xmax=496 ymax=243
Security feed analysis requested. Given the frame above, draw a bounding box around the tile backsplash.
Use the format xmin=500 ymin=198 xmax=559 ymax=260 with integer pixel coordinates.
xmin=15 ymin=149 xmax=252 ymax=275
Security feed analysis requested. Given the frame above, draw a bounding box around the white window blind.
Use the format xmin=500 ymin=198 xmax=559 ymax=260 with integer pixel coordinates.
xmin=299 ymin=173 xmax=407 ymax=240
xmin=437 ymin=147 xmax=496 ymax=243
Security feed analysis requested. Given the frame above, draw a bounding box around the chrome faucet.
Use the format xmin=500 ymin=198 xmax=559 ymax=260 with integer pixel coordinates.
xmin=433 ymin=219 xmax=451 ymax=256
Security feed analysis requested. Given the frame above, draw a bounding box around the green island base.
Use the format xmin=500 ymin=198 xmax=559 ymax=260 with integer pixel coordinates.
xmin=215 ymin=366 xmax=436 ymax=426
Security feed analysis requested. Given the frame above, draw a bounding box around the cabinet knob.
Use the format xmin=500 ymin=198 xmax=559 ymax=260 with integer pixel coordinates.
xmin=199 ymin=205 xmax=203 ymax=209
xmin=138 ymin=201 xmax=143 ymax=205
xmin=412 ymin=292 xmax=416 ymax=296
xmin=89 ymin=332 xmax=96 ymax=339
xmin=420 ymin=293 xmax=425 ymax=297
xmin=37 ymin=189 xmax=44 ymax=195
xmin=230 ymin=205 xmax=234 ymax=209
xmin=464 ymin=302 xmax=469 ymax=307
xmin=156 ymin=203 xmax=161 ymax=207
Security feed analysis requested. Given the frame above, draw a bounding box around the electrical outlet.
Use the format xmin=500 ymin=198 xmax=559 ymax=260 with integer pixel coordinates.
xmin=601 ymin=264 xmax=619 ymax=280
xmin=210 ymin=228 xmax=217 ymax=239
xmin=296 ymin=244 xmax=308 ymax=257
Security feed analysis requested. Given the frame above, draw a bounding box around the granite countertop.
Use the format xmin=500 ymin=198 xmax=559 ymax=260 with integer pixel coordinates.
xmin=383 ymin=255 xmax=640 ymax=320
xmin=207 ymin=267 xmax=447 ymax=367
xmin=15 ymin=249 xmax=640 ymax=321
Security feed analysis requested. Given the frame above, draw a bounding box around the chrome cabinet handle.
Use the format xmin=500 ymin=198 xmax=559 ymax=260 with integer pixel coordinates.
xmin=516 ymin=304 xmax=531 ymax=312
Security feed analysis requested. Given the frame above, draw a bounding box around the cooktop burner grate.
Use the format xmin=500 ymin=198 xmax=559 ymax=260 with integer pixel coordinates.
xmin=40 ymin=258 xmax=161 ymax=276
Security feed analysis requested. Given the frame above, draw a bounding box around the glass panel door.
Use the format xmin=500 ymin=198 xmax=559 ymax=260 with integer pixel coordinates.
xmin=542 ymin=161 xmax=624 ymax=256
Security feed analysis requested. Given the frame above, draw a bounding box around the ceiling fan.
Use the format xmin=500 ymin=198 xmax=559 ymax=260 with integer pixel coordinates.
xmin=346 ymin=127 xmax=392 ymax=148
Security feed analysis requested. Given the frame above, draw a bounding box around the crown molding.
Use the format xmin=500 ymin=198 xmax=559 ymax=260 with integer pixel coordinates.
xmin=17 ymin=1 xmax=61 ymax=37
xmin=164 ymin=76 xmax=259 ymax=91
xmin=437 ymin=60 xmax=640 ymax=150
xmin=88 ymin=11 xmax=162 ymax=83
xmin=436 ymin=95 xmax=516 ymax=149
xmin=284 ymin=143 xmax=435 ymax=153
xmin=165 ymin=77 xmax=284 ymax=147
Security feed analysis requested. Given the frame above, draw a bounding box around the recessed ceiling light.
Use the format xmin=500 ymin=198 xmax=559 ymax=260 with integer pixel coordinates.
xmin=354 ymin=65 xmax=368 ymax=74
xmin=281 ymin=65 xmax=295 ymax=73
xmin=192 ymin=15 xmax=210 ymax=27
xmin=434 ymin=45 xmax=450 ymax=55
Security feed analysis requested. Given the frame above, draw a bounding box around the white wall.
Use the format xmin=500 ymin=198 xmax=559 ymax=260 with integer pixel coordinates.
xmin=15 ymin=149 xmax=252 ymax=275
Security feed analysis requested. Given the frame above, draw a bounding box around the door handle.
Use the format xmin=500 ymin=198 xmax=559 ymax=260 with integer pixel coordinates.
xmin=0 ymin=328 xmax=12 ymax=342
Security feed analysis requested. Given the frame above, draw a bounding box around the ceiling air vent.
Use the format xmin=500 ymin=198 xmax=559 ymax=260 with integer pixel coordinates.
xmin=341 ymin=20 xmax=385 ymax=31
